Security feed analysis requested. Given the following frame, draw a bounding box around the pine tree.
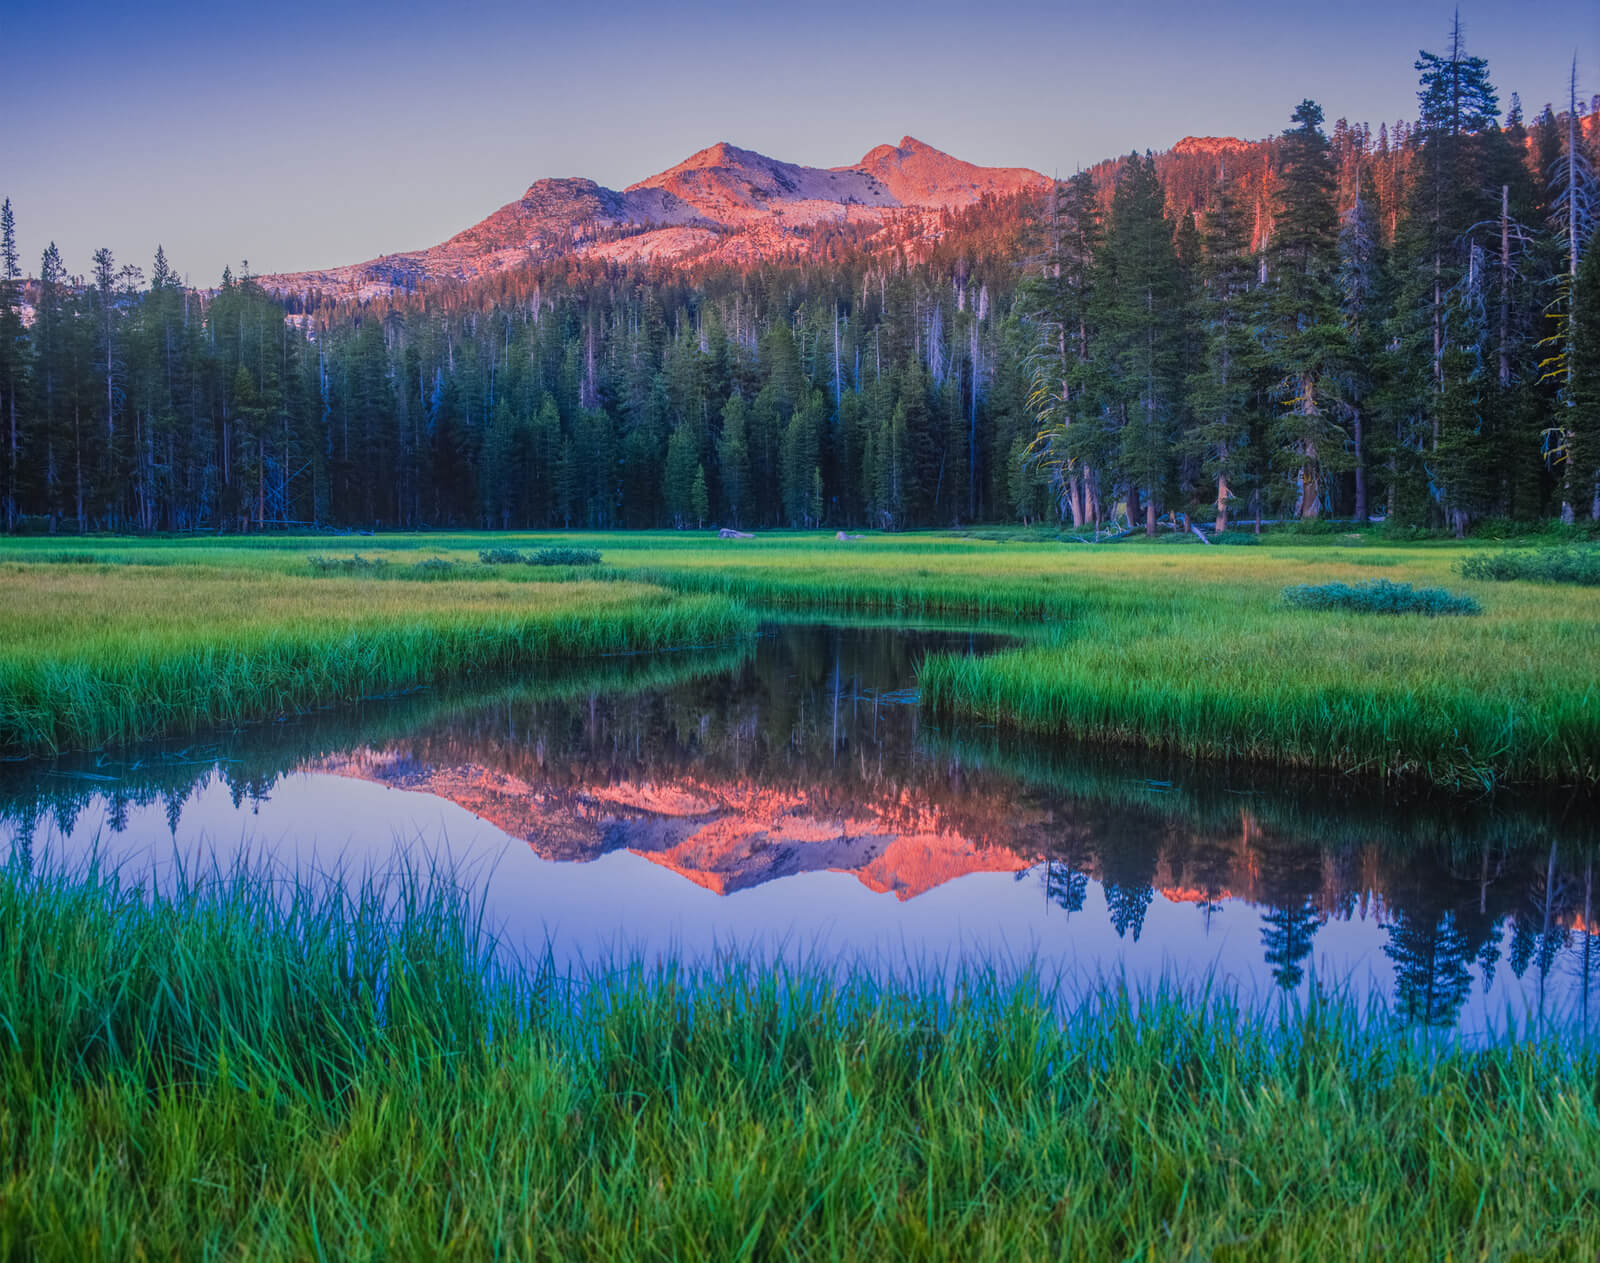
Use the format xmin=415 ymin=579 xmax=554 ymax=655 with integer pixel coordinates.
xmin=1336 ymin=168 xmax=1389 ymax=522
xmin=1397 ymin=16 xmax=1500 ymax=525
xmin=33 ymin=243 xmax=68 ymax=529
xmin=1265 ymin=101 xmax=1350 ymax=518
xmin=690 ymin=464 xmax=709 ymax=529
xmin=663 ymin=421 xmax=699 ymax=528
xmin=1022 ymin=171 xmax=1103 ymax=526
xmin=1186 ymin=179 xmax=1259 ymax=530
xmin=718 ymin=393 xmax=751 ymax=527
xmin=1100 ymin=153 xmax=1183 ymax=534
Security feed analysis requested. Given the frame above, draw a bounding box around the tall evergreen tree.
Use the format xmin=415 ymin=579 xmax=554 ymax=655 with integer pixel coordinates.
xmin=1100 ymin=153 xmax=1183 ymax=534
xmin=1186 ymin=179 xmax=1260 ymax=530
xmin=1266 ymin=101 xmax=1349 ymax=519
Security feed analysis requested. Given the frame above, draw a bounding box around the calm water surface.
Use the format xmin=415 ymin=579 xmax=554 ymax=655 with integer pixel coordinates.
xmin=5 ymin=623 xmax=1597 ymax=1036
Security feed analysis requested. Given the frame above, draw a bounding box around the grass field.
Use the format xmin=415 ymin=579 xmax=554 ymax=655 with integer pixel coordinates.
xmin=0 ymin=560 xmax=751 ymax=754
xmin=3 ymin=854 xmax=1598 ymax=1262
xmin=0 ymin=529 xmax=1594 ymax=785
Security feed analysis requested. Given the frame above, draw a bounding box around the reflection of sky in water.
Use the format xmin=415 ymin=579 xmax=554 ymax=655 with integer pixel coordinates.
xmin=15 ymin=766 xmax=1592 ymax=1042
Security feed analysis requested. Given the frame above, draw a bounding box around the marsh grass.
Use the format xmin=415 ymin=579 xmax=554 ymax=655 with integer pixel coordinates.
xmin=2 ymin=853 xmax=1598 ymax=1261
xmin=3 ymin=532 xmax=1593 ymax=784
xmin=0 ymin=564 xmax=752 ymax=753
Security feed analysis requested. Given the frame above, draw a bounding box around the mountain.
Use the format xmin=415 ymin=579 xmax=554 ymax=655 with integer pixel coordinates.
xmin=260 ymin=136 xmax=1048 ymax=300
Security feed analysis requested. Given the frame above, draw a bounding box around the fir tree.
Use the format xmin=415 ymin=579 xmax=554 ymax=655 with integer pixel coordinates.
xmin=1265 ymin=101 xmax=1349 ymax=519
xmin=1186 ymin=179 xmax=1259 ymax=530
xmin=1100 ymin=153 xmax=1182 ymax=534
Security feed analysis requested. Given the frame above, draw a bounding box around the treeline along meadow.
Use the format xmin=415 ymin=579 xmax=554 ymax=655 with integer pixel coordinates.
xmin=2 ymin=29 xmax=1597 ymax=536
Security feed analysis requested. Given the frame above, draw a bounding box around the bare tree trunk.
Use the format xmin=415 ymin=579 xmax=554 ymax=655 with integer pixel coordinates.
xmin=1498 ymin=185 xmax=1511 ymax=390
xmin=1561 ymin=67 xmax=1581 ymax=523
xmin=74 ymin=400 xmax=84 ymax=532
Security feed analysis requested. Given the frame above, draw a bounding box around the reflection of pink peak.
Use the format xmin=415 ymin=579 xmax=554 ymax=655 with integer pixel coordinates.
xmin=613 ymin=779 xmax=1033 ymax=900
xmin=313 ymin=753 xmax=1031 ymax=901
xmin=1160 ymin=885 xmax=1233 ymax=905
xmin=855 ymin=832 xmax=1031 ymax=900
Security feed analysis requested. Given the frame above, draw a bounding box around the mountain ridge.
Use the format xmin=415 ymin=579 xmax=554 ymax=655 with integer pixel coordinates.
xmin=260 ymin=136 xmax=1050 ymax=300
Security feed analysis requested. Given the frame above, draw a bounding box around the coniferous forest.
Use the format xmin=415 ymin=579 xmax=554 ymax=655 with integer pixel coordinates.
xmin=2 ymin=33 xmax=1597 ymax=537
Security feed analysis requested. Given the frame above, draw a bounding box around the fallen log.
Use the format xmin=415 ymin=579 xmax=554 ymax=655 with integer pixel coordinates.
xmin=718 ymin=528 xmax=755 ymax=539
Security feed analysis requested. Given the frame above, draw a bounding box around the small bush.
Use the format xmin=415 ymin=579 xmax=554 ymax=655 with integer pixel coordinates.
xmin=306 ymin=554 xmax=387 ymax=575
xmin=1457 ymin=547 xmax=1600 ymax=586
xmin=1208 ymin=531 xmax=1260 ymax=546
xmin=477 ymin=546 xmax=602 ymax=567
xmin=410 ymin=557 xmax=459 ymax=578
xmin=1282 ymin=579 xmax=1481 ymax=616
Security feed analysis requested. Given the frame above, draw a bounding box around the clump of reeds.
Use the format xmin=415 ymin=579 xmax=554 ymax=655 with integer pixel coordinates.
xmin=480 ymin=546 xmax=603 ymax=566
xmin=1458 ymin=546 xmax=1600 ymax=586
xmin=306 ymin=553 xmax=388 ymax=575
xmin=3 ymin=852 xmax=1598 ymax=1260
xmin=409 ymin=556 xmax=460 ymax=577
xmin=1282 ymin=578 xmax=1481 ymax=616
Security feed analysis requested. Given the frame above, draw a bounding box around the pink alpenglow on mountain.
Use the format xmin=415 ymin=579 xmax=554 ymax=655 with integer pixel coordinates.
xmin=847 ymin=136 xmax=1047 ymax=207
xmin=260 ymin=137 xmax=1049 ymax=300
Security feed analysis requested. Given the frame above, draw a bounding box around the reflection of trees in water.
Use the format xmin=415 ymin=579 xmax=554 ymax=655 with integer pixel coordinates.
xmin=1260 ymin=900 xmax=1324 ymax=990
xmin=1041 ymin=859 xmax=1088 ymax=916
xmin=4 ymin=624 xmax=1599 ymax=1029
xmin=1383 ymin=909 xmax=1475 ymax=1026
xmin=1105 ymin=882 xmax=1153 ymax=941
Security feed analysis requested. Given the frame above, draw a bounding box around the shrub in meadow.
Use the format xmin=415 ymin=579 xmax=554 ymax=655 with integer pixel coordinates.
xmin=1282 ymin=579 xmax=1480 ymax=616
xmin=1457 ymin=547 xmax=1600 ymax=587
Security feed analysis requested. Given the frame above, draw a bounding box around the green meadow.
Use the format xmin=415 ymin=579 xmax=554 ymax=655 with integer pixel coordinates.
xmin=0 ymin=558 xmax=750 ymax=754
xmin=1 ymin=529 xmax=1594 ymax=787
xmin=3 ymin=855 xmax=1598 ymax=1262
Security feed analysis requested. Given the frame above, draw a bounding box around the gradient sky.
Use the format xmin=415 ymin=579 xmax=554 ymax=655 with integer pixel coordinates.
xmin=8 ymin=0 xmax=1597 ymax=284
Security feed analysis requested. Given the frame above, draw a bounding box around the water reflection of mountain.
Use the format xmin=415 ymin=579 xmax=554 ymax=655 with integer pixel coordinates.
xmin=4 ymin=623 xmax=1598 ymax=1029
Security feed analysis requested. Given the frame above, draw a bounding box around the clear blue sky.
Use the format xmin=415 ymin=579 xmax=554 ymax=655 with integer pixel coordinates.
xmin=7 ymin=0 xmax=1595 ymax=284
